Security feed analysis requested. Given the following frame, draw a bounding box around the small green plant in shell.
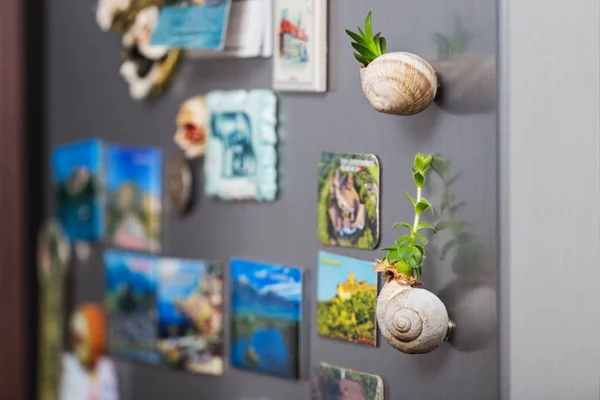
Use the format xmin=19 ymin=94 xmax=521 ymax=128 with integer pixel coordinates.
xmin=345 ymin=11 xmax=387 ymax=67
xmin=375 ymin=153 xmax=436 ymax=285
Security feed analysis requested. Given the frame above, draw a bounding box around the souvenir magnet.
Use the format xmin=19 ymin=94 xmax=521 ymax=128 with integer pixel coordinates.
xmin=311 ymin=363 xmax=385 ymax=400
xmin=52 ymin=139 xmax=104 ymax=242
xmin=70 ymin=303 xmax=106 ymax=369
xmin=317 ymin=152 xmax=380 ymax=249
xmin=156 ymin=259 xmax=224 ymax=375
xmin=105 ymin=144 xmax=162 ymax=253
xmin=37 ymin=219 xmax=71 ymax=400
xmin=317 ymin=252 xmax=378 ymax=346
xmin=175 ymin=96 xmax=209 ymax=159
xmin=166 ymin=154 xmax=193 ymax=215
xmin=204 ymin=90 xmax=278 ymax=201
xmin=59 ymin=353 xmax=119 ymax=400
xmin=230 ymin=259 xmax=302 ymax=379
xmin=104 ymin=249 xmax=161 ymax=365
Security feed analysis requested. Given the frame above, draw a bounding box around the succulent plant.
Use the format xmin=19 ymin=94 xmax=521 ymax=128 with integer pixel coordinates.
xmin=375 ymin=153 xmax=436 ymax=284
xmin=345 ymin=11 xmax=387 ymax=67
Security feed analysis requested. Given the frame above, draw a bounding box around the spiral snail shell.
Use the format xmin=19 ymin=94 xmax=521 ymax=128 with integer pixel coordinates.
xmin=360 ymin=52 xmax=438 ymax=116
xmin=377 ymin=280 xmax=452 ymax=354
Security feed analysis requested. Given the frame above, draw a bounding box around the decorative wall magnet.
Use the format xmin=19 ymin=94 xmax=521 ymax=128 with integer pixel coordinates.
xmin=156 ymin=259 xmax=224 ymax=375
xmin=230 ymin=258 xmax=303 ymax=379
xmin=311 ymin=363 xmax=384 ymax=400
xmin=166 ymin=154 xmax=193 ymax=215
xmin=317 ymin=252 xmax=378 ymax=346
xmin=95 ymin=0 xmax=182 ymax=100
xmin=204 ymin=90 xmax=278 ymax=201
xmin=175 ymin=96 xmax=209 ymax=159
xmin=273 ymin=0 xmax=328 ymax=92
xmin=52 ymin=139 xmax=104 ymax=242
xmin=104 ymin=249 xmax=161 ymax=364
xmin=346 ymin=12 xmax=438 ymax=116
xmin=37 ymin=219 xmax=71 ymax=400
xmin=105 ymin=144 xmax=162 ymax=252
xmin=70 ymin=304 xmax=107 ymax=369
xmin=59 ymin=354 xmax=119 ymax=400
xmin=374 ymin=153 xmax=453 ymax=354
xmin=317 ymin=152 xmax=380 ymax=249
xmin=151 ymin=0 xmax=232 ymax=49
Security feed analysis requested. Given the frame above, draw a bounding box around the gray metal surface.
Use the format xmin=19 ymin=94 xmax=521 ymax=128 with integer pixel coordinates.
xmin=500 ymin=0 xmax=600 ymax=398
xmin=46 ymin=0 xmax=499 ymax=398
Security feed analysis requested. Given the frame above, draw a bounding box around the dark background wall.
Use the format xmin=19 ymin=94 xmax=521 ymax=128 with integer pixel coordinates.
xmin=45 ymin=0 xmax=499 ymax=398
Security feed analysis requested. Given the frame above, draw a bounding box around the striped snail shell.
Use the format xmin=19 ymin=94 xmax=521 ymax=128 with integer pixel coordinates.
xmin=377 ymin=280 xmax=451 ymax=354
xmin=360 ymin=52 xmax=438 ymax=116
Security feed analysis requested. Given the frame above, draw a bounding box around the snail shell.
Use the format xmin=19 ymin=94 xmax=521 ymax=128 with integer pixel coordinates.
xmin=377 ymin=280 xmax=450 ymax=354
xmin=360 ymin=52 xmax=438 ymax=116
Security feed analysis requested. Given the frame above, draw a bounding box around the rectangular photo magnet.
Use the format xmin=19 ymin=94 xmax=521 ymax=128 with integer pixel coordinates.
xmin=317 ymin=251 xmax=378 ymax=346
xmin=317 ymin=152 xmax=380 ymax=249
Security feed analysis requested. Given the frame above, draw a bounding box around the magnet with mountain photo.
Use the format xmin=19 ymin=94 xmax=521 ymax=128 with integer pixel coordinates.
xmin=229 ymin=258 xmax=303 ymax=379
xmin=317 ymin=152 xmax=380 ymax=249
xmin=317 ymin=251 xmax=378 ymax=346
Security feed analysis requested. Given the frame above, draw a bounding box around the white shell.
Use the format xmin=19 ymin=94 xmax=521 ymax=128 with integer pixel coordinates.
xmin=377 ymin=280 xmax=450 ymax=354
xmin=360 ymin=52 xmax=438 ymax=116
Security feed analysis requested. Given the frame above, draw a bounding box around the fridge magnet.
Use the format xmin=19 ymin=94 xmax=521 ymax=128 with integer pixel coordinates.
xmin=165 ymin=154 xmax=194 ymax=215
xmin=346 ymin=11 xmax=437 ymax=116
xmin=120 ymin=5 xmax=183 ymax=100
xmin=156 ymin=259 xmax=224 ymax=375
xmin=70 ymin=303 xmax=107 ymax=369
xmin=311 ymin=363 xmax=384 ymax=400
xmin=317 ymin=152 xmax=380 ymax=249
xmin=273 ymin=0 xmax=327 ymax=92
xmin=52 ymin=139 xmax=104 ymax=242
xmin=151 ymin=0 xmax=232 ymax=50
xmin=104 ymin=249 xmax=161 ymax=364
xmin=59 ymin=353 xmax=119 ymax=400
xmin=375 ymin=153 xmax=454 ymax=354
xmin=38 ymin=219 xmax=71 ymax=400
xmin=317 ymin=252 xmax=377 ymax=346
xmin=106 ymin=144 xmax=162 ymax=253
xmin=204 ymin=90 xmax=278 ymax=201
xmin=230 ymin=258 xmax=302 ymax=379
xmin=95 ymin=0 xmax=183 ymax=100
xmin=174 ymin=96 xmax=209 ymax=159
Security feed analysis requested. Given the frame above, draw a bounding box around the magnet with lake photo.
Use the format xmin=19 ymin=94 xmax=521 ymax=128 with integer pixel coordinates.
xmin=104 ymin=249 xmax=161 ymax=365
xmin=105 ymin=145 xmax=162 ymax=253
xmin=156 ymin=258 xmax=224 ymax=375
xmin=229 ymin=258 xmax=303 ymax=379
xmin=166 ymin=154 xmax=194 ymax=215
xmin=317 ymin=251 xmax=378 ymax=346
xmin=317 ymin=152 xmax=380 ymax=249
xmin=311 ymin=363 xmax=385 ymax=400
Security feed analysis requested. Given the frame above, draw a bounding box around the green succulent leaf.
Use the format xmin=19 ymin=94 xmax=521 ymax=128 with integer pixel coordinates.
xmin=413 ymin=172 xmax=425 ymax=188
xmin=416 ymin=198 xmax=434 ymax=215
xmin=351 ymin=42 xmax=378 ymax=59
xmin=345 ymin=29 xmax=365 ymax=45
xmin=381 ymin=247 xmax=397 ymax=252
xmin=353 ymin=53 xmax=371 ymax=67
xmin=386 ymin=249 xmax=402 ymax=264
xmin=365 ymin=11 xmax=373 ymax=42
xmin=417 ymin=221 xmax=436 ymax=232
xmin=392 ymin=221 xmax=414 ymax=233
xmin=379 ymin=37 xmax=387 ymax=54
xmin=396 ymin=260 xmax=411 ymax=275
xmin=404 ymin=191 xmax=417 ymax=207
xmin=395 ymin=235 xmax=412 ymax=246
xmin=373 ymin=32 xmax=382 ymax=54
xmin=415 ymin=232 xmax=429 ymax=246
xmin=414 ymin=154 xmax=424 ymax=170
xmin=423 ymin=155 xmax=433 ymax=167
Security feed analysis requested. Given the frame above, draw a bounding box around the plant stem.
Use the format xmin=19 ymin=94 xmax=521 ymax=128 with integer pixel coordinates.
xmin=412 ymin=186 xmax=422 ymax=231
